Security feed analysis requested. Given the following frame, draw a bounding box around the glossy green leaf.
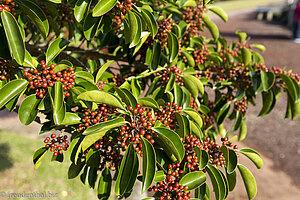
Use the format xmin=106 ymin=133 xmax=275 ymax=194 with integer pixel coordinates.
xmin=77 ymin=90 xmax=125 ymax=110
xmin=252 ymin=43 xmax=266 ymax=52
xmin=93 ymin=0 xmax=117 ymax=17
xmin=151 ymin=41 xmax=161 ymax=70
xmin=46 ymin=38 xmax=69 ymax=64
xmin=174 ymin=83 xmax=183 ymax=107
xmin=95 ymin=60 xmax=115 ymax=82
xmin=236 ymin=30 xmax=247 ymax=43
xmin=238 ymin=119 xmax=247 ymax=141
xmin=74 ymin=0 xmax=91 ymax=23
xmin=231 ymin=110 xmax=242 ymax=132
xmin=83 ymin=13 xmax=102 ymax=40
xmin=167 ymin=31 xmax=179 ymax=62
xmin=279 ymin=74 xmax=299 ymax=102
xmin=152 ymin=127 xmax=185 ymax=162
xmin=61 ymin=112 xmax=82 ymax=125
xmin=74 ymin=71 xmax=95 ymax=84
xmin=49 ymin=82 xmax=65 ymax=125
xmin=83 ymin=117 xmax=125 ymax=135
xmin=206 ymin=164 xmax=227 ymax=200
xmin=81 ymin=130 xmax=106 ymax=152
xmin=133 ymin=32 xmax=151 ymax=55
xmin=0 ymin=79 xmax=28 ymax=110
xmin=53 ymin=60 xmax=73 ymax=74
xmin=242 ymin=48 xmax=251 ymax=67
xmin=165 ymin=73 xmax=175 ymax=92
xmin=130 ymin=13 xmax=142 ymax=48
xmin=290 ymin=92 xmax=300 ymax=120
xmin=208 ymin=6 xmax=228 ymax=22
xmin=141 ymin=137 xmax=156 ymax=193
xmin=175 ymin=113 xmax=190 ymax=138
xmin=239 ymin=148 xmax=263 ymax=169
xmin=33 ymin=147 xmax=48 ymax=170
xmin=131 ymin=79 xmax=141 ymax=98
xmin=68 ymin=161 xmax=85 ymax=179
xmin=182 ymin=108 xmax=203 ymax=128
xmin=81 ymin=166 xmax=98 ymax=188
xmin=115 ymin=143 xmax=139 ymax=196
xmin=258 ymin=91 xmax=273 ymax=117
xmin=179 ymin=171 xmax=206 ymax=191
xmin=1 ymin=10 xmax=25 ymax=64
xmin=194 ymin=147 xmax=209 ymax=170
xmin=141 ymin=9 xmax=158 ymax=38
xmin=226 ymin=170 xmax=237 ymax=191
xmin=98 ymin=167 xmax=112 ymax=200
xmin=47 ymin=0 xmax=61 ymax=3
xmin=19 ymin=94 xmax=41 ymax=125
xmin=116 ymin=88 xmax=138 ymax=108
xmin=181 ymin=50 xmax=195 ymax=68
xmin=195 ymin=183 xmax=210 ymax=200
xmin=190 ymin=121 xmax=203 ymax=140
xmin=124 ymin=10 xmax=138 ymax=44
xmin=69 ymin=137 xmax=83 ymax=164
xmin=154 ymin=171 xmax=165 ymax=182
xmin=16 ymin=0 xmax=49 ymax=38
xmin=237 ymin=164 xmax=257 ymax=200
xmin=138 ymin=97 xmax=159 ymax=109
xmin=182 ymin=75 xmax=204 ymax=99
xmin=261 ymin=71 xmax=275 ymax=91
xmin=216 ymin=101 xmax=231 ymax=125
xmin=202 ymin=14 xmax=219 ymax=41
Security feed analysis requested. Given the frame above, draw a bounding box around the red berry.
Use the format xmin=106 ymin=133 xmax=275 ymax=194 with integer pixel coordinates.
xmin=51 ymin=134 xmax=56 ymax=138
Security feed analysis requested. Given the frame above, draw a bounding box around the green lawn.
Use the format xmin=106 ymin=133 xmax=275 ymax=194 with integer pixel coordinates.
xmin=0 ymin=131 xmax=97 ymax=200
xmin=215 ymin=0 xmax=285 ymax=13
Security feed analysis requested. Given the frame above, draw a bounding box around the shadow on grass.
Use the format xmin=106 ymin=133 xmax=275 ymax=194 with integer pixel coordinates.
xmin=0 ymin=143 xmax=13 ymax=171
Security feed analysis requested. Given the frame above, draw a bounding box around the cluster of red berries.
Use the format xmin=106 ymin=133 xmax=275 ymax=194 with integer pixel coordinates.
xmin=89 ymin=136 xmax=122 ymax=171
xmin=183 ymin=134 xmax=202 ymax=170
xmin=233 ymin=96 xmax=248 ymax=115
xmin=271 ymin=66 xmax=300 ymax=83
xmin=156 ymin=66 xmax=184 ymax=86
xmin=78 ymin=105 xmax=118 ymax=132
xmin=192 ymin=44 xmax=210 ymax=66
xmin=114 ymin=0 xmax=134 ymax=21
xmin=44 ymin=133 xmax=69 ymax=157
xmin=182 ymin=3 xmax=206 ymax=38
xmin=23 ymin=61 xmax=76 ymax=98
xmin=154 ymin=102 xmax=183 ymax=130
xmin=201 ymin=114 xmax=214 ymax=129
xmin=118 ymin=104 xmax=156 ymax=154
xmin=0 ymin=0 xmax=15 ymax=13
xmin=202 ymin=137 xmax=226 ymax=167
xmin=149 ymin=163 xmax=191 ymax=200
xmin=0 ymin=57 xmax=12 ymax=80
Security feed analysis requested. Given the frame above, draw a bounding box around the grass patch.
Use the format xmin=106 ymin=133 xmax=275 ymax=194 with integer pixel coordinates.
xmin=215 ymin=0 xmax=285 ymax=13
xmin=0 ymin=131 xmax=97 ymax=200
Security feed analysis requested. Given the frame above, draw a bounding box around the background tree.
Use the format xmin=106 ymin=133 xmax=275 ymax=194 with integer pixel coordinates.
xmin=0 ymin=0 xmax=299 ymax=199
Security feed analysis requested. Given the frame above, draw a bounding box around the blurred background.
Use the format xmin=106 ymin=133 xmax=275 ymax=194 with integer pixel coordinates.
xmin=0 ymin=0 xmax=300 ymax=199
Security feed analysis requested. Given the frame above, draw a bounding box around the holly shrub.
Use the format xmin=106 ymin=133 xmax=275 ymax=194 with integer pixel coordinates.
xmin=0 ymin=0 xmax=299 ymax=200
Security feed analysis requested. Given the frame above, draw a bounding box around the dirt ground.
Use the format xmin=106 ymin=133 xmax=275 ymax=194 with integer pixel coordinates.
xmin=0 ymin=8 xmax=300 ymax=200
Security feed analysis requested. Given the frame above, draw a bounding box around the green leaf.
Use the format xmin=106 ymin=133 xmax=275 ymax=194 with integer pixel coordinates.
xmin=141 ymin=9 xmax=158 ymax=38
xmin=77 ymin=90 xmax=125 ymax=110
xmin=202 ymin=14 xmax=219 ymax=41
xmin=46 ymin=38 xmax=69 ymax=64
xmin=279 ymin=74 xmax=299 ymax=102
xmin=131 ymin=79 xmax=141 ymax=98
xmin=206 ymin=164 xmax=227 ymax=200
xmin=81 ymin=166 xmax=98 ymax=188
xmin=152 ymin=127 xmax=185 ymax=162
xmin=69 ymin=137 xmax=83 ymax=164
xmin=33 ymin=147 xmax=48 ymax=170
xmin=116 ymin=87 xmax=138 ymax=108
xmin=98 ymin=167 xmax=112 ymax=200
xmin=226 ymin=171 xmax=237 ymax=191
xmin=194 ymin=147 xmax=209 ymax=170
xmin=290 ymin=93 xmax=300 ymax=120
xmin=195 ymin=183 xmax=210 ymax=200
xmin=61 ymin=112 xmax=82 ymax=125
xmin=81 ymin=131 xmax=107 ymax=152
xmin=182 ymin=108 xmax=203 ymax=128
xmin=47 ymin=0 xmax=61 ymax=3
xmin=95 ymin=60 xmax=115 ymax=82
xmin=154 ymin=171 xmax=165 ymax=182
xmin=93 ymin=0 xmax=117 ymax=17
xmin=239 ymin=148 xmax=263 ymax=169
xmin=175 ymin=113 xmax=190 ymax=138
xmin=141 ymin=137 xmax=156 ymax=193
xmin=83 ymin=13 xmax=102 ymax=40
xmin=237 ymin=164 xmax=257 ymax=200
xmin=260 ymin=71 xmax=275 ymax=91
xmin=165 ymin=73 xmax=175 ymax=92
xmin=231 ymin=110 xmax=242 ymax=132
xmin=182 ymin=75 xmax=204 ymax=99
xmin=53 ymin=60 xmax=73 ymax=74
xmin=1 ymin=10 xmax=25 ymax=65
xmin=19 ymin=94 xmax=41 ymax=125
xmin=167 ymin=31 xmax=179 ymax=62
xmin=0 ymin=79 xmax=28 ymax=110
xmin=242 ymin=48 xmax=252 ymax=67
xmin=238 ymin=119 xmax=247 ymax=141
xmin=115 ymin=143 xmax=139 ymax=197
xmin=124 ymin=10 xmax=138 ymax=44
xmin=138 ymin=97 xmax=159 ymax=109
xmin=74 ymin=0 xmax=91 ymax=23
xmin=133 ymin=32 xmax=151 ymax=55
xmin=216 ymin=101 xmax=231 ymax=125
xmin=49 ymin=82 xmax=65 ymax=125
xmin=208 ymin=6 xmax=228 ymax=22
xmin=151 ymin=41 xmax=161 ymax=70
xmin=179 ymin=171 xmax=206 ymax=191
xmin=221 ymin=146 xmax=237 ymax=174
xmin=258 ymin=91 xmax=273 ymax=117
xmin=74 ymin=71 xmax=95 ymax=84
xmin=181 ymin=50 xmax=195 ymax=68
xmin=16 ymin=0 xmax=49 ymax=39
xmin=68 ymin=161 xmax=85 ymax=179
xmin=83 ymin=117 xmax=125 ymax=135
xmin=236 ymin=30 xmax=247 ymax=43
xmin=51 ymin=152 xmax=64 ymax=162
xmin=130 ymin=13 xmax=142 ymax=48
xmin=174 ymin=83 xmax=183 ymax=107
xmin=23 ymin=50 xmax=37 ymax=68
